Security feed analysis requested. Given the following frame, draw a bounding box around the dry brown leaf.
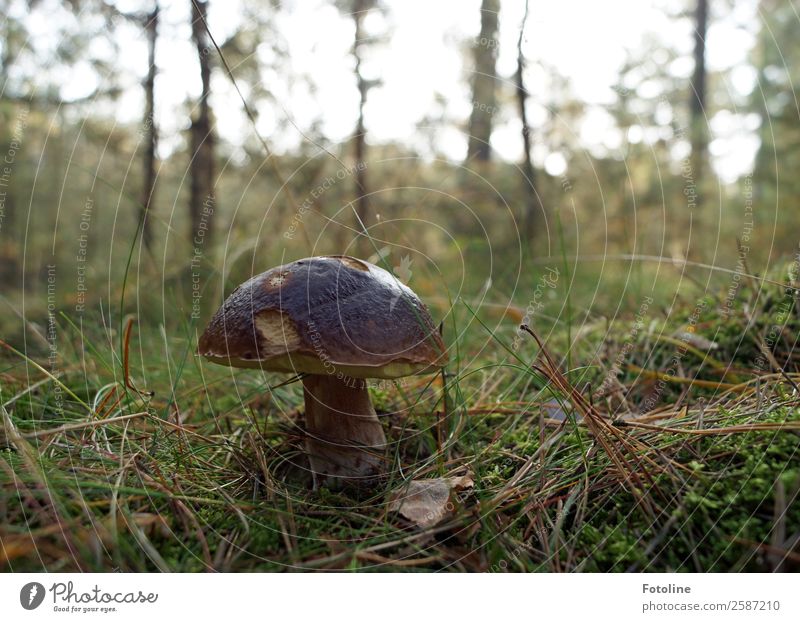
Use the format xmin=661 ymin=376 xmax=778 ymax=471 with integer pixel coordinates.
xmin=389 ymin=474 xmax=474 ymax=528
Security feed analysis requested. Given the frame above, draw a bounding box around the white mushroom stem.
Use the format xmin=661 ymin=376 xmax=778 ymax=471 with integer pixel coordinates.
xmin=302 ymin=374 xmax=386 ymax=487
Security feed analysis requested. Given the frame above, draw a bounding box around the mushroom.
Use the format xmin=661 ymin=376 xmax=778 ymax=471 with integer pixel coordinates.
xmin=198 ymin=255 xmax=448 ymax=488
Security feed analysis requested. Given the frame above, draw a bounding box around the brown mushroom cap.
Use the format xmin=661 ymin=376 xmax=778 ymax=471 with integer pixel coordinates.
xmin=198 ymin=255 xmax=448 ymax=378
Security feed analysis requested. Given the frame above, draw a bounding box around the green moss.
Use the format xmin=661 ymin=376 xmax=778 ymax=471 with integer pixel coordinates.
xmin=2 ymin=270 xmax=800 ymax=572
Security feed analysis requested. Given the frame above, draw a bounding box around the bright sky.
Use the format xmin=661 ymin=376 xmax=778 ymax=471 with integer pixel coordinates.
xmin=12 ymin=0 xmax=762 ymax=182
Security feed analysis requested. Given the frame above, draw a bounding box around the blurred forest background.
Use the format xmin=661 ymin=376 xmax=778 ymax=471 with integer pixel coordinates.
xmin=0 ymin=0 xmax=798 ymax=356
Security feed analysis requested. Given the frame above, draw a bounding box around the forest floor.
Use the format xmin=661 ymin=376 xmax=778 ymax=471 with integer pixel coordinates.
xmin=1 ymin=263 xmax=800 ymax=572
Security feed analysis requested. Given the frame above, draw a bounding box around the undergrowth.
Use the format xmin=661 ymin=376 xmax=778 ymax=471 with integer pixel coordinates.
xmin=1 ymin=265 xmax=799 ymax=572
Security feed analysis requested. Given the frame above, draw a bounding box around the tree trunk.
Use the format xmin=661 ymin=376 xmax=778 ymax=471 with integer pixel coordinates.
xmin=189 ymin=0 xmax=215 ymax=248
xmin=0 ymin=181 xmax=18 ymax=286
xmin=690 ymin=0 xmax=708 ymax=194
xmin=140 ymin=4 xmax=159 ymax=250
xmin=466 ymin=0 xmax=500 ymax=163
xmin=515 ymin=0 xmax=543 ymax=242
xmin=351 ymin=0 xmax=370 ymax=255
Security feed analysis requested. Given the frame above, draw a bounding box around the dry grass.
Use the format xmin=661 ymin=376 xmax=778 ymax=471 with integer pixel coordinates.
xmin=1 ymin=266 xmax=800 ymax=572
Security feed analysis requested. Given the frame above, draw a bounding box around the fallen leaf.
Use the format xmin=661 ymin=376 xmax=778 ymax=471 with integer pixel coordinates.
xmin=389 ymin=474 xmax=474 ymax=528
xmin=541 ymin=399 xmax=580 ymax=422
xmin=674 ymin=331 xmax=719 ymax=350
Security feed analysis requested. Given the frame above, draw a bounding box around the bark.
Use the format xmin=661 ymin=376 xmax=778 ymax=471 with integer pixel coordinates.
xmin=514 ymin=0 xmax=543 ymax=241
xmin=189 ymin=0 xmax=216 ymax=247
xmin=466 ymin=0 xmax=500 ymax=163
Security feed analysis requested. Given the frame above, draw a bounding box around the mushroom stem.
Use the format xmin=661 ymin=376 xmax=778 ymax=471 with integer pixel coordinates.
xmin=302 ymin=374 xmax=386 ymax=487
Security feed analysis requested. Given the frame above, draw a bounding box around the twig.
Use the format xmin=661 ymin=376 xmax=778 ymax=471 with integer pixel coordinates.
xmin=17 ymin=412 xmax=149 ymax=440
xmin=615 ymin=419 xmax=800 ymax=435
